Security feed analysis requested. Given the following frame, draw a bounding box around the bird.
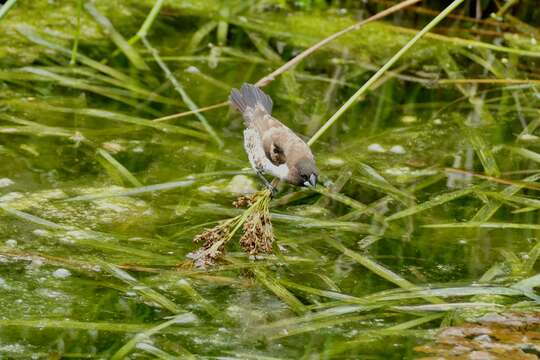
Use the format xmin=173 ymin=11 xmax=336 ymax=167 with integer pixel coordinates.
xmin=229 ymin=83 xmax=318 ymax=194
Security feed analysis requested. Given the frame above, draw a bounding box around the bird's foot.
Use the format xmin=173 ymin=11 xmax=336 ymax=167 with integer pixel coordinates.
xmin=257 ymin=173 xmax=277 ymax=197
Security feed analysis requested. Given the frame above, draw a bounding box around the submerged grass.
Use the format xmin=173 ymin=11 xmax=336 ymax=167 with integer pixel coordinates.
xmin=1 ymin=0 xmax=540 ymax=358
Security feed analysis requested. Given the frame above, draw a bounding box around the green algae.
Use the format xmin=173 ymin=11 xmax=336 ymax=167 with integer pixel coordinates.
xmin=1 ymin=0 xmax=540 ymax=358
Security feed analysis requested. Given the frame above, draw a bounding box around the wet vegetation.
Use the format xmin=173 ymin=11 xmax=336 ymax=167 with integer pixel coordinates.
xmin=1 ymin=0 xmax=540 ymax=358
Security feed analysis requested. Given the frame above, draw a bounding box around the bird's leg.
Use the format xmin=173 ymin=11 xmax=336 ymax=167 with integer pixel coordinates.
xmin=257 ymin=172 xmax=277 ymax=196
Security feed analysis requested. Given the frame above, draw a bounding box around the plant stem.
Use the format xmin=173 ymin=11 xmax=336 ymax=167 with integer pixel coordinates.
xmin=141 ymin=36 xmax=224 ymax=148
xmin=0 ymin=0 xmax=17 ymax=21
xmin=256 ymin=0 xmax=422 ymax=87
xmin=70 ymin=0 xmax=82 ymax=65
xmin=308 ymin=0 xmax=466 ymax=146
xmin=154 ymin=0 xmax=421 ymax=122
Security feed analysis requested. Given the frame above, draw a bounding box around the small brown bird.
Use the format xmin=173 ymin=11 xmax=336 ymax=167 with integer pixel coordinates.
xmin=230 ymin=83 xmax=318 ymax=193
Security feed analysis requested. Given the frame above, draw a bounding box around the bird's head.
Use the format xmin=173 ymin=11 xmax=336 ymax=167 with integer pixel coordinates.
xmin=288 ymin=158 xmax=318 ymax=187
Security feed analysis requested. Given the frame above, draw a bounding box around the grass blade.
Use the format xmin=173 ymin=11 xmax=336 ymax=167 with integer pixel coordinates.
xmin=0 ymin=0 xmax=17 ymax=21
xmin=111 ymin=313 xmax=196 ymax=360
xmin=97 ymin=148 xmax=142 ymax=187
xmin=252 ymin=268 xmax=307 ymax=315
xmin=99 ymin=261 xmax=182 ymax=314
xmin=141 ymin=36 xmax=223 ymax=148
xmin=387 ymin=186 xmax=476 ymax=221
xmin=84 ymin=2 xmax=148 ymax=70
xmin=16 ymin=25 xmax=135 ymax=85
xmin=424 ymin=222 xmax=540 ymax=230
xmin=327 ymin=240 xmax=443 ymax=304
xmin=472 ymin=173 xmax=540 ymax=222
xmin=308 ymin=0 xmax=465 ymax=145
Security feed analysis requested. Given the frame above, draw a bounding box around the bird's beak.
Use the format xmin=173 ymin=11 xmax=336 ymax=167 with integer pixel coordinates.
xmin=306 ymin=174 xmax=317 ymax=187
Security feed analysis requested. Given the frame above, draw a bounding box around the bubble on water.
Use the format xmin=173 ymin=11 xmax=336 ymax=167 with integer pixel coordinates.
xmin=69 ymin=131 xmax=85 ymax=144
xmin=52 ymin=268 xmax=72 ymax=279
xmin=101 ymin=141 xmax=124 ymax=154
xmin=29 ymin=258 xmax=44 ymax=269
xmin=324 ymin=157 xmax=345 ymax=167
xmin=0 ymin=192 xmax=23 ymax=203
xmin=0 ymin=277 xmax=8 ymax=289
xmin=519 ymin=133 xmax=539 ymax=141
xmin=33 ymin=229 xmax=50 ymax=237
xmin=0 ymin=178 xmax=14 ymax=188
xmin=44 ymin=189 xmax=66 ymax=200
xmin=385 ymin=167 xmax=410 ymax=176
xmin=367 ymin=143 xmax=385 ymax=153
xmin=5 ymin=239 xmax=17 ymax=247
xmin=142 ymin=209 xmax=154 ymax=216
xmin=185 ymin=65 xmax=200 ymax=74
xmin=37 ymin=288 xmax=65 ymax=299
xmin=0 ymin=343 xmax=25 ymax=354
xmin=88 ymin=329 xmax=98 ymax=340
xmin=65 ymin=230 xmax=90 ymax=239
xmin=389 ymin=145 xmax=406 ymax=154
xmin=198 ymin=184 xmax=222 ymax=194
xmin=95 ymin=201 xmax=129 ymax=213
xmin=225 ymin=175 xmax=257 ymax=195
xmin=174 ymin=312 xmax=198 ymax=324
xmin=401 ymin=115 xmax=417 ymax=124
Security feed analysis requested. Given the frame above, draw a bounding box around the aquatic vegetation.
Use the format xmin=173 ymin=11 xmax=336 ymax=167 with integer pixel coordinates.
xmin=0 ymin=0 xmax=540 ymax=358
xmin=189 ymin=190 xmax=273 ymax=267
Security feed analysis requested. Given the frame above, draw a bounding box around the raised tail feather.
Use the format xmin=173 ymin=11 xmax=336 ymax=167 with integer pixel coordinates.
xmin=229 ymin=83 xmax=273 ymax=115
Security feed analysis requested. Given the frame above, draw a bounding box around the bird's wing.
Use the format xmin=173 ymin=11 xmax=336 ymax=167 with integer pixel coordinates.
xmin=261 ymin=127 xmax=289 ymax=165
xmin=243 ymin=128 xmax=289 ymax=180
xmin=258 ymin=114 xmax=309 ymax=167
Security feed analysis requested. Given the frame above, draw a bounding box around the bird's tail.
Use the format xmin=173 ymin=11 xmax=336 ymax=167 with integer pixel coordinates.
xmin=229 ymin=83 xmax=273 ymax=115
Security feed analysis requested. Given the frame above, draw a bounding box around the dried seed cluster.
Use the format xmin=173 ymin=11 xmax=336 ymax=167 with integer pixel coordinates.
xmin=233 ymin=194 xmax=256 ymax=208
xmin=193 ymin=222 xmax=230 ymax=246
xmin=188 ymin=222 xmax=231 ymax=267
xmin=189 ymin=190 xmax=274 ymax=267
xmin=240 ymin=211 xmax=274 ymax=255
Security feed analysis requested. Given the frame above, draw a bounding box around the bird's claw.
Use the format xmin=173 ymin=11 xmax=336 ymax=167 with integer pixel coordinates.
xmin=257 ymin=172 xmax=277 ymax=197
xmin=267 ymin=184 xmax=277 ymax=197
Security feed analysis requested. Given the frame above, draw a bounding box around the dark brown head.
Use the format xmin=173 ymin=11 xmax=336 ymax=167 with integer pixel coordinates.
xmin=287 ymin=158 xmax=318 ymax=187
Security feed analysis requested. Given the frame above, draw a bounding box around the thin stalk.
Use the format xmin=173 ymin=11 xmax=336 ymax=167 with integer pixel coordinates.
xmin=70 ymin=0 xmax=83 ymax=65
xmin=85 ymin=2 xmax=149 ymax=70
xmin=141 ymin=36 xmax=224 ymax=148
xmin=153 ymin=102 xmax=228 ymax=122
xmin=136 ymin=0 xmax=166 ymax=39
xmin=153 ymin=0 xmax=421 ymax=121
xmin=111 ymin=313 xmax=196 ymax=360
xmin=256 ymin=0 xmax=422 ymax=86
xmin=439 ymin=78 xmax=540 ymax=85
xmin=328 ymin=240 xmax=444 ymax=304
xmin=108 ymin=0 xmax=166 ymax=60
xmin=0 ymin=0 xmax=17 ymax=21
xmin=308 ymin=0 xmax=465 ymax=146
xmin=97 ymin=148 xmax=143 ymax=187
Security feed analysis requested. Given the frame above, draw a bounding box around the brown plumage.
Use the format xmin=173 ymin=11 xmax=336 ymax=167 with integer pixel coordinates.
xmin=229 ymin=83 xmax=318 ymax=190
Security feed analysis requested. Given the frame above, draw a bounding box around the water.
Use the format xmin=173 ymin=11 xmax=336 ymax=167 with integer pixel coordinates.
xmin=0 ymin=0 xmax=539 ymax=358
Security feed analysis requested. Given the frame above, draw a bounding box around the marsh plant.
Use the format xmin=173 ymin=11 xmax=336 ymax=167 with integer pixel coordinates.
xmin=2 ymin=0 xmax=540 ymax=358
xmin=189 ymin=190 xmax=273 ymax=266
